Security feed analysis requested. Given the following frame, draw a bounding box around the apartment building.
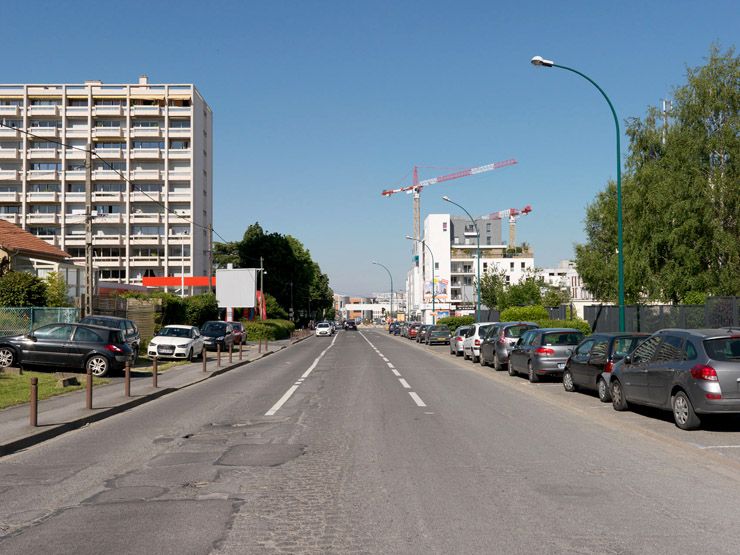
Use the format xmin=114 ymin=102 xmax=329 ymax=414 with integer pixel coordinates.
xmin=0 ymin=76 xmax=212 ymax=289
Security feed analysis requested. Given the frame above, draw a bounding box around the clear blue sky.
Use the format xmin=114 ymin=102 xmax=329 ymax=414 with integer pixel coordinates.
xmin=4 ymin=0 xmax=738 ymax=296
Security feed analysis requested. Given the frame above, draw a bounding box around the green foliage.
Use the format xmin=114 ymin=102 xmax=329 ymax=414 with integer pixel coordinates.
xmin=479 ymin=268 xmax=507 ymax=310
xmin=682 ymin=291 xmax=708 ymax=305
xmin=184 ymin=293 xmax=218 ymax=326
xmin=576 ymin=46 xmax=740 ymax=302
xmin=243 ymin=318 xmax=295 ymax=340
xmin=44 ymin=272 xmax=70 ymax=307
xmin=436 ymin=315 xmax=475 ymax=332
xmin=500 ymin=305 xmax=549 ymax=322
xmin=0 ymin=272 xmax=47 ymax=307
xmin=265 ymin=293 xmax=289 ymax=320
xmin=534 ymin=319 xmax=592 ymax=335
xmin=504 ymin=276 xmax=543 ymax=309
xmin=541 ymin=284 xmax=570 ymax=308
xmin=120 ymin=291 xmax=217 ymax=328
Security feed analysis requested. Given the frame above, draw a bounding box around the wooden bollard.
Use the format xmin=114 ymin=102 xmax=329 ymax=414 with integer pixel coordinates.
xmin=86 ymin=367 xmax=93 ymax=410
xmin=30 ymin=377 xmax=38 ymax=427
xmin=124 ymin=360 xmax=131 ymax=397
xmin=217 ymin=344 xmax=221 ymax=367
xmin=152 ymin=357 xmax=158 ymax=388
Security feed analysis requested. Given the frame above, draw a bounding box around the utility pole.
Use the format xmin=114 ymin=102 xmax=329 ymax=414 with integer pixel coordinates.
xmin=208 ymin=226 xmax=214 ymax=293
xmin=661 ymin=99 xmax=672 ymax=145
xmin=259 ymin=256 xmax=264 ymax=320
xmin=84 ymin=143 xmax=93 ymax=317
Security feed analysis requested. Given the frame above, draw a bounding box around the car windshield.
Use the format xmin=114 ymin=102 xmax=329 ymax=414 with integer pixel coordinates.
xmin=704 ymin=337 xmax=740 ymax=361
xmin=201 ymin=323 xmax=226 ymax=333
xmin=505 ymin=325 xmax=531 ymax=338
xmin=158 ymin=327 xmax=191 ymax=338
xmin=317 ymin=323 xmax=330 ymax=328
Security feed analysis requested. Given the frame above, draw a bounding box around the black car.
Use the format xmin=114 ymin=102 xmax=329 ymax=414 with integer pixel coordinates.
xmin=345 ymin=321 xmax=357 ymax=331
xmin=562 ymin=332 xmax=648 ymax=401
xmin=200 ymin=321 xmax=235 ymax=351
xmin=79 ymin=315 xmax=141 ymax=360
xmin=0 ymin=323 xmax=133 ymax=377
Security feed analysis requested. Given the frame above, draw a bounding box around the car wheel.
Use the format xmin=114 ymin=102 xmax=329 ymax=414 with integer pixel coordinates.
xmin=508 ymin=362 xmax=517 ymax=377
xmin=472 ymin=353 xmax=480 ymax=363
xmin=132 ymin=345 xmax=139 ymax=361
xmin=528 ymin=361 xmax=539 ymax=383
xmin=611 ymin=379 xmax=628 ymax=411
xmin=189 ymin=348 xmax=197 ymax=362
xmin=479 ymin=353 xmax=487 ymax=367
xmin=672 ymin=390 xmax=701 ymax=430
xmin=562 ymin=369 xmax=576 ymax=392
xmin=0 ymin=347 xmax=16 ymax=368
xmin=87 ymin=355 xmax=109 ymax=377
xmin=463 ymin=349 xmax=469 ymax=360
xmin=597 ymin=378 xmax=611 ymax=403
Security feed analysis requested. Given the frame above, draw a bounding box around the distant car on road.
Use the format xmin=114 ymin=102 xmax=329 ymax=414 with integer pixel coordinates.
xmin=608 ymin=328 xmax=740 ymax=430
xmin=200 ymin=321 xmax=234 ymax=351
xmin=480 ymin=322 xmax=539 ymax=371
xmin=416 ymin=324 xmax=430 ymax=343
xmin=462 ymin=322 xmax=498 ymax=363
xmin=0 ymin=322 xmax=132 ymax=377
xmin=450 ymin=325 xmax=471 ymax=356
xmin=345 ymin=320 xmax=358 ymax=331
xmin=508 ymin=328 xmax=584 ymax=382
xmin=315 ymin=322 xmax=332 ymax=336
xmin=147 ymin=325 xmax=205 ymax=361
xmin=425 ymin=325 xmax=451 ymax=345
xmin=79 ymin=315 xmax=141 ymax=360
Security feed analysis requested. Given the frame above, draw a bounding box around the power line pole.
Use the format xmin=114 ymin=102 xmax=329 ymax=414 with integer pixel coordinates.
xmin=84 ymin=143 xmax=93 ymax=317
xmin=661 ymin=99 xmax=672 ymax=145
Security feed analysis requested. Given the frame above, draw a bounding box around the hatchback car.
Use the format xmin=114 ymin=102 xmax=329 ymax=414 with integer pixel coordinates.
xmin=147 ymin=325 xmax=205 ymax=361
xmin=480 ymin=322 xmax=540 ymax=370
xmin=450 ymin=325 xmax=471 ymax=356
xmin=315 ymin=322 xmax=332 ymax=337
xmin=562 ymin=332 xmax=648 ymax=401
xmin=509 ymin=328 xmax=584 ymax=382
xmin=345 ymin=320 xmax=358 ymax=331
xmin=0 ymin=323 xmax=132 ymax=377
xmin=407 ymin=323 xmax=420 ymax=339
xmin=227 ymin=321 xmax=245 ymax=345
xmin=425 ymin=325 xmax=451 ymax=345
xmin=416 ymin=324 xmax=431 ymax=343
xmin=462 ymin=322 xmax=498 ymax=363
xmin=200 ymin=321 xmax=234 ymax=351
xmin=79 ymin=315 xmax=141 ymax=360
xmin=608 ymin=328 xmax=740 ymax=430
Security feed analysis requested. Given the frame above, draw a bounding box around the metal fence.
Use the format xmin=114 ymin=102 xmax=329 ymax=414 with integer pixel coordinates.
xmin=0 ymin=307 xmax=80 ymax=337
xmin=584 ymin=297 xmax=739 ymax=333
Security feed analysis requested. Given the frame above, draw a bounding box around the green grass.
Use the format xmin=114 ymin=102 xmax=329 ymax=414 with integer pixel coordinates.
xmin=0 ymin=371 xmax=109 ymax=410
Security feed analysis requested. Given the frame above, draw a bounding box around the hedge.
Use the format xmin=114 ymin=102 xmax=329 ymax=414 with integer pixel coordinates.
xmin=534 ymin=319 xmax=591 ymax=335
xmin=243 ymin=319 xmax=295 ymax=340
xmin=436 ymin=315 xmax=475 ymax=332
xmin=500 ymin=305 xmax=549 ymax=322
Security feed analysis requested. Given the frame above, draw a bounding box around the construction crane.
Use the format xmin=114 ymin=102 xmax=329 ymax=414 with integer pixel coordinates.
xmin=480 ymin=205 xmax=532 ymax=247
xmin=380 ymin=159 xmax=518 ymax=247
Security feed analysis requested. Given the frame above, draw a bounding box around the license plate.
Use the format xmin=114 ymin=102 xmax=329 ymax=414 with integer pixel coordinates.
xmin=158 ymin=346 xmax=174 ymax=354
xmin=557 ymin=363 xmax=565 ymax=369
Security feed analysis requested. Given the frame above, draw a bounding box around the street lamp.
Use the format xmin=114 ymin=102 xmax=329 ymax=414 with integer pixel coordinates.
xmin=371 ymin=261 xmax=394 ymax=320
xmin=406 ymin=235 xmax=436 ymax=324
xmin=442 ymin=196 xmax=480 ymax=322
xmin=531 ymin=55 xmax=625 ymax=332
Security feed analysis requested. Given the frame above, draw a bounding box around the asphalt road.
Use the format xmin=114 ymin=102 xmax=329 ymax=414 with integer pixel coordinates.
xmin=1 ymin=328 xmax=740 ymax=554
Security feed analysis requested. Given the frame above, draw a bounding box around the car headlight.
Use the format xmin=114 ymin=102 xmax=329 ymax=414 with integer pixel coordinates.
xmin=149 ymin=341 xmax=158 ymax=347
xmin=217 ymin=336 xmax=224 ymax=341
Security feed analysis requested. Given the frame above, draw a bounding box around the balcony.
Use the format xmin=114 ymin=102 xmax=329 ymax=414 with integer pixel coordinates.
xmin=167 ymin=106 xmax=192 ymax=116
xmin=94 ymin=147 xmax=123 ymax=159
xmin=0 ymin=169 xmax=19 ymax=180
xmin=28 ymin=105 xmax=60 ymax=116
xmin=0 ymin=128 xmax=20 ymax=139
xmin=27 ymin=169 xmax=58 ymax=180
xmin=0 ymin=214 xmax=20 ymax=224
xmin=64 ymin=149 xmax=86 ymax=160
xmin=167 ymin=234 xmax=190 ymax=243
xmin=93 ymin=127 xmax=123 ymax=139
xmin=0 ymin=191 xmax=20 ymax=202
xmin=93 ymin=106 xmax=123 ymax=117
xmin=131 ymin=191 xmax=161 ymax=202
xmin=130 ymin=234 xmax=163 ymax=245
xmin=28 ymin=148 xmax=59 ymax=160
xmin=65 ymin=106 xmax=89 ymax=117
xmin=91 ymin=234 xmax=124 ymax=245
xmin=94 ymin=256 xmax=124 ymax=266
xmin=167 ymin=149 xmax=191 ymax=160
xmin=130 ymin=148 xmax=161 ymax=159
xmin=129 ymin=256 xmax=163 ymax=266
xmin=92 ymin=192 xmax=123 ymax=202
xmin=65 ymin=192 xmax=85 ymax=203
xmin=0 ymin=105 xmax=20 ymax=117
xmin=131 ymin=169 xmax=162 ymax=180
xmin=28 ymin=191 xmax=59 ymax=202
xmin=64 ymin=170 xmax=86 ymax=181
xmin=0 ymin=149 xmax=18 ymax=159
xmin=130 ymin=212 xmax=162 ymax=223
xmin=93 ymin=169 xmax=124 ymax=180
xmin=168 ymin=169 xmax=191 ymax=180
xmin=65 ymin=127 xmax=90 ymax=139
xmin=94 ymin=214 xmax=124 ymax=224
xmin=131 ymin=105 xmax=161 ymax=116
xmin=64 ymin=214 xmax=86 ymax=224
xmin=167 ymin=191 xmax=190 ymax=202
xmin=27 ymin=213 xmax=60 ymax=224
xmin=28 ymin=127 xmax=59 ymax=138
xmin=130 ymin=127 xmax=162 ymax=138
xmin=167 ymin=128 xmax=191 ymax=139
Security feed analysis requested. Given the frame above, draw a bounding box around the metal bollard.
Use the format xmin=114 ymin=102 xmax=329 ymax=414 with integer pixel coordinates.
xmin=217 ymin=344 xmax=221 ymax=367
xmin=124 ymin=360 xmax=131 ymax=397
xmin=152 ymin=357 xmax=158 ymax=388
xmin=239 ymin=341 xmax=243 ymax=360
xmin=258 ymin=338 xmax=262 ymax=353
xmin=229 ymin=343 xmax=233 ymax=363
xmin=86 ymin=367 xmax=93 ymax=410
xmin=30 ymin=377 xmax=38 ymax=427
xmin=202 ymin=349 xmax=207 ymax=372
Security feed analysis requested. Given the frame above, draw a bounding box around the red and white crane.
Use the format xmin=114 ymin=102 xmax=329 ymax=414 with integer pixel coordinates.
xmin=381 ymin=159 xmax=518 ymax=246
xmin=480 ymin=205 xmax=532 ymax=247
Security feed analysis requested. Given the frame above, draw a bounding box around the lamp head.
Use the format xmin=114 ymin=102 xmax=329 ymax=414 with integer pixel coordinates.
xmin=405 ymin=235 xmax=414 ymax=240
xmin=442 ymin=195 xmax=450 ymax=202
xmin=531 ymin=55 xmax=554 ymax=67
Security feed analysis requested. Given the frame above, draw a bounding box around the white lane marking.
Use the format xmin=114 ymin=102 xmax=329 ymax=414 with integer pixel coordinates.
xmin=391 ymin=368 xmax=401 ymax=377
xmin=265 ymin=334 xmax=338 ymax=416
xmin=386 ymin=362 xmax=394 ymax=368
xmin=399 ymin=378 xmax=411 ymax=389
xmin=409 ymin=392 xmax=427 ymax=407
xmin=382 ymin=357 xmax=389 ymax=362
xmin=697 ymin=445 xmax=740 ymax=449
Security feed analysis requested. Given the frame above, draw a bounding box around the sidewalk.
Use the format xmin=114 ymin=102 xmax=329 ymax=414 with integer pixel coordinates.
xmin=0 ymin=336 xmax=308 ymax=457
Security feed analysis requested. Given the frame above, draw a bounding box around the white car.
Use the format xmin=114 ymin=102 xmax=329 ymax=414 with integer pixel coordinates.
xmin=462 ymin=322 xmax=499 ymax=363
xmin=315 ymin=322 xmax=332 ymax=337
xmin=148 ymin=325 xmax=205 ymax=361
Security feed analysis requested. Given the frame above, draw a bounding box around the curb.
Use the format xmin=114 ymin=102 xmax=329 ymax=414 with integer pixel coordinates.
xmin=0 ymin=343 xmax=296 ymax=458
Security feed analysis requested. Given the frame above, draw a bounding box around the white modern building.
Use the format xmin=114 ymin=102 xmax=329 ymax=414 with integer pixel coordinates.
xmin=407 ymin=213 xmax=535 ymax=323
xmin=537 ymin=260 xmax=594 ymax=318
xmin=0 ymin=77 xmax=212 ymax=289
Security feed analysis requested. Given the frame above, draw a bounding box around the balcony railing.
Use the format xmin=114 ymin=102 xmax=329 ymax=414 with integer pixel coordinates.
xmin=94 ymin=148 xmax=123 ymax=159
xmin=27 ymin=213 xmax=60 ymax=224
xmin=130 ymin=148 xmax=161 ymax=159
xmin=130 ymin=127 xmax=162 ymax=138
xmin=0 ymin=128 xmax=20 ymax=138
xmin=131 ymin=169 xmax=162 ymax=180
xmin=27 ymin=127 xmax=59 ymax=138
xmin=93 ymin=127 xmax=123 ymax=138
xmin=92 ymin=106 xmax=123 ymax=117
xmin=92 ymin=192 xmax=123 ymax=202
xmin=130 ymin=105 xmax=161 ymax=116
xmin=28 ymin=148 xmax=59 ymax=159
xmin=64 ymin=170 xmax=86 ymax=181
xmin=93 ymin=169 xmax=124 ymax=180
xmin=0 ymin=149 xmax=18 ymax=159
xmin=28 ymin=191 xmax=59 ymax=202
xmin=0 ymin=214 xmax=20 ymax=224
xmin=0 ymin=191 xmax=20 ymax=202
xmin=27 ymin=169 xmax=58 ymax=180
xmin=28 ymin=105 xmax=60 ymax=116
xmin=0 ymin=105 xmax=20 ymax=117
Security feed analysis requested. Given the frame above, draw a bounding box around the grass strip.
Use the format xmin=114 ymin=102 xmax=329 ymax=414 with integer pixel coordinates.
xmin=0 ymin=371 xmax=109 ymax=410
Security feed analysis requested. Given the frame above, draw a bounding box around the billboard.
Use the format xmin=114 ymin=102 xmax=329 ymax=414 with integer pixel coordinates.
xmin=216 ymin=268 xmax=257 ymax=308
xmin=424 ymin=278 xmax=448 ymax=302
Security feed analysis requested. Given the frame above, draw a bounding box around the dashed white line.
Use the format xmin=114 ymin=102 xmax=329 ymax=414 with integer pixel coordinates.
xmin=386 ymin=362 xmax=394 ymax=368
xmin=391 ymin=368 xmax=401 ymax=377
xmin=409 ymin=392 xmax=427 ymax=407
xmin=399 ymin=378 xmax=411 ymax=389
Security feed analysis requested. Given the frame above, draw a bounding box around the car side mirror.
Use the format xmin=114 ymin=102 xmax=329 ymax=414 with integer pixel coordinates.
xmin=25 ymin=333 xmax=36 ymax=341
xmin=624 ymin=354 xmax=632 ymax=365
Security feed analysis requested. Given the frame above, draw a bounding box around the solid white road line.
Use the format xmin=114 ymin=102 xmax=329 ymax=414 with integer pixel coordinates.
xmin=265 ymin=333 xmax=338 ymax=416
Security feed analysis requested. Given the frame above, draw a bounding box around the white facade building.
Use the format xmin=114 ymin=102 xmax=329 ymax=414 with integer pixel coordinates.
xmin=407 ymin=213 xmax=535 ymax=323
xmin=537 ymin=260 xmax=594 ymax=318
xmin=0 ymin=77 xmax=212 ymax=289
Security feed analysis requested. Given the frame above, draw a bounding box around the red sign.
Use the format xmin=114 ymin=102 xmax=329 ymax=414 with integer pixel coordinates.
xmin=142 ymin=276 xmax=215 ymax=287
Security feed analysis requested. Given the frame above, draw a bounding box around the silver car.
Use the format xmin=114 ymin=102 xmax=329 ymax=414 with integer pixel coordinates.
xmin=450 ymin=325 xmax=471 ymax=356
xmin=462 ymin=322 xmax=498 ymax=363
xmin=608 ymin=328 xmax=740 ymax=430
xmin=480 ymin=322 xmax=539 ymax=371
xmin=509 ymin=328 xmax=584 ymax=382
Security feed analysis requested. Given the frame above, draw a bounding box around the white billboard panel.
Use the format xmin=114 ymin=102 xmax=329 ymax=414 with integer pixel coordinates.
xmin=216 ymin=268 xmax=257 ymax=308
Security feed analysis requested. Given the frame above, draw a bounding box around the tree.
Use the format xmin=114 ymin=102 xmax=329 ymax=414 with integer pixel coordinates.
xmin=541 ymin=283 xmax=570 ymax=307
xmin=0 ymin=272 xmax=47 ymax=307
xmin=478 ymin=268 xmax=507 ymax=310
xmin=576 ymin=46 xmax=740 ymax=302
xmin=505 ymin=273 xmax=543 ymax=309
xmin=44 ymin=271 xmax=70 ymax=307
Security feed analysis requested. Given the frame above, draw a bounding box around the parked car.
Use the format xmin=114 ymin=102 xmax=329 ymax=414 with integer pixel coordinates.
xmin=147 ymin=325 xmax=205 ymax=361
xmin=425 ymin=325 xmax=451 ymax=345
xmin=416 ymin=324 xmax=430 ymax=343
xmin=480 ymin=322 xmax=539 ymax=370
xmin=509 ymin=328 xmax=584 ymax=382
xmin=450 ymin=325 xmax=471 ymax=356
xmin=200 ymin=321 xmax=234 ymax=351
xmin=608 ymin=328 xmax=740 ymax=430
xmin=389 ymin=322 xmax=399 ymax=335
xmin=227 ymin=321 xmax=245 ymax=345
xmin=407 ymin=323 xmax=420 ymax=339
xmin=562 ymin=332 xmax=648 ymax=401
xmin=0 ymin=322 xmax=132 ymax=377
xmin=345 ymin=320 xmax=358 ymax=331
xmin=315 ymin=322 xmax=332 ymax=337
xmin=79 ymin=315 xmax=141 ymax=360
xmin=462 ymin=322 xmax=498 ymax=363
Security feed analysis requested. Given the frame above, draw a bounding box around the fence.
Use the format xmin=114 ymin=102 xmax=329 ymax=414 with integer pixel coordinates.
xmin=0 ymin=307 xmax=80 ymax=337
xmin=584 ymin=297 xmax=739 ymax=333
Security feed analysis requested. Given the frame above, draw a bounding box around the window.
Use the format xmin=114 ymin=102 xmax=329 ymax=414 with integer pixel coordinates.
xmin=30 ymin=99 xmax=60 ymax=106
xmin=30 ymin=226 xmax=59 ymax=236
xmin=67 ymin=99 xmax=88 ymax=107
xmin=30 ymin=183 xmax=60 ymax=192
xmin=2 ymin=119 xmax=22 ymax=128
xmin=67 ymin=163 xmax=85 ymax=171
xmin=66 ymin=183 xmax=85 ymax=193
xmin=630 ymin=336 xmax=662 ymax=364
xmin=654 ymin=335 xmax=684 ymax=362
xmin=0 ymin=99 xmax=22 ymax=106
xmin=94 ymin=99 xmax=123 ymax=106
xmin=434 ymin=262 xmax=439 ymax=270
xmin=29 ymin=205 xmax=59 ymax=214
xmin=95 ymin=120 xmax=120 ymax=128
xmin=136 ymin=182 xmax=162 ymax=192
xmin=575 ymin=339 xmax=595 ymax=356
xmin=521 ymin=262 xmax=526 ymax=269
xmin=30 ymin=120 xmax=60 ymax=128
xmin=510 ymin=262 xmax=514 ymax=269
xmin=95 ymin=183 xmax=123 ymax=192
xmin=442 ymin=222 xmax=447 ymax=232
xmin=30 ymin=141 xmax=57 ymax=149
xmin=73 ymin=327 xmax=103 ymax=343
xmin=95 ymin=205 xmax=122 ymax=214
xmin=169 ymin=140 xmax=189 ymax=149
xmin=590 ymin=340 xmax=609 ymax=361
xmin=612 ymin=337 xmax=644 ymax=360
xmin=99 ymin=269 xmax=127 ymax=279
xmin=132 ymin=140 xmax=163 ymax=149
xmin=95 ymin=142 xmax=125 ymax=149
xmin=0 ymin=206 xmax=19 ymax=214
xmin=30 ymin=162 xmax=61 ymax=171
xmin=132 ymin=120 xmax=159 ymax=128
xmin=34 ymin=324 xmax=73 ymax=340
xmin=95 ymin=161 xmax=125 ymax=171
xmin=486 ymin=236 xmax=491 ymax=245
xmin=169 ymin=119 xmax=190 ymax=128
